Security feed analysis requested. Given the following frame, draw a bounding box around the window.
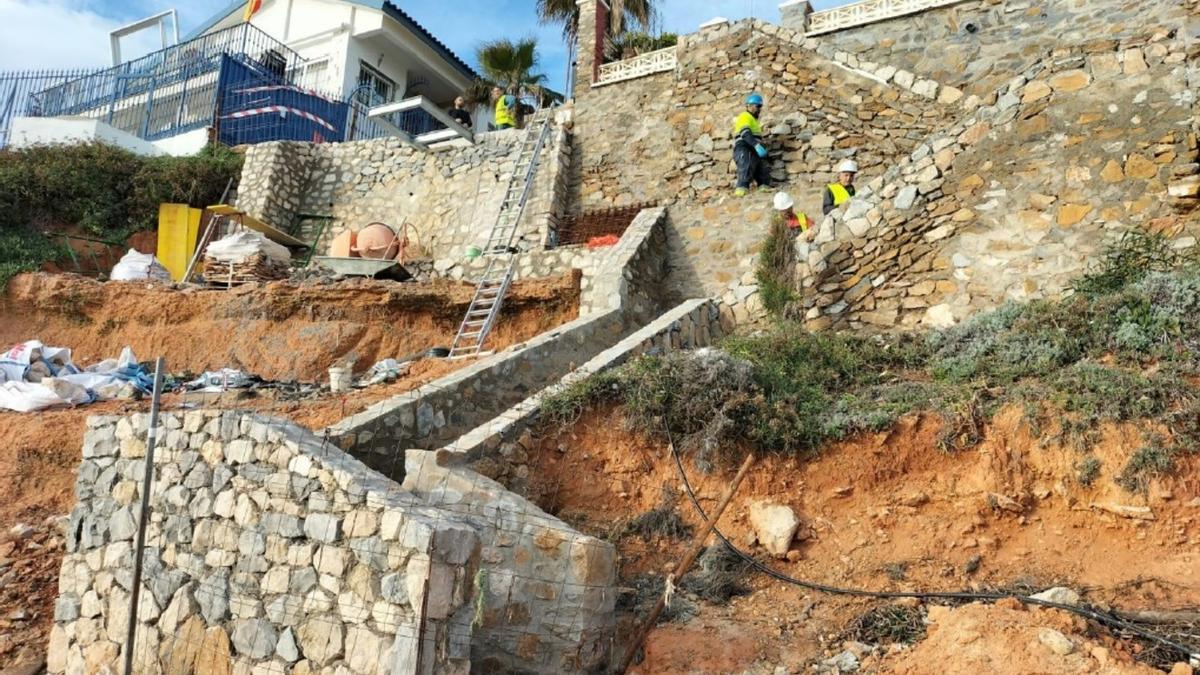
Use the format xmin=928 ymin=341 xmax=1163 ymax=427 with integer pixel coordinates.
xmin=356 ymin=61 xmax=395 ymax=104
xmin=286 ymin=58 xmax=330 ymax=91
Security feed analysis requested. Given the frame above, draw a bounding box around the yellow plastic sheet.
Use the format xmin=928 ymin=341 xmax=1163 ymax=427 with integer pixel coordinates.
xmin=157 ymin=204 xmax=202 ymax=281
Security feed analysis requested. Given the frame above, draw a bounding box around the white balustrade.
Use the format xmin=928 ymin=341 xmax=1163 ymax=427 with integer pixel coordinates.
xmin=594 ymin=46 xmax=679 ymax=87
xmin=807 ymin=0 xmax=968 ymax=35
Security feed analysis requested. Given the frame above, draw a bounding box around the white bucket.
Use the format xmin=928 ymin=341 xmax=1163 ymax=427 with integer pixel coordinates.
xmin=329 ymin=367 xmax=352 ymax=393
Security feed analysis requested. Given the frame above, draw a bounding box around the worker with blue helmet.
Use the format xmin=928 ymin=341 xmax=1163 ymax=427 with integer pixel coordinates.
xmin=733 ymin=93 xmax=772 ymax=197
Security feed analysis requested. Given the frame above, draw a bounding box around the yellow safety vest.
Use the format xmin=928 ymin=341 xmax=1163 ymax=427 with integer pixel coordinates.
xmin=494 ymin=95 xmax=516 ymax=127
xmin=827 ymin=183 xmax=852 ymax=207
xmin=733 ymin=111 xmax=762 ymax=137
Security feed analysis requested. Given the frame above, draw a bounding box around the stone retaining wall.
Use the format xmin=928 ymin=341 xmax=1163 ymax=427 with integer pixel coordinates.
xmin=570 ymin=18 xmax=952 ymax=214
xmin=326 ymin=309 xmax=627 ymax=478
xmin=793 ymin=33 xmax=1198 ymax=330
xmin=806 ymin=0 xmax=1193 ymax=98
xmin=51 ymin=411 xmax=480 ymax=675
xmin=437 ymin=298 xmax=729 ymax=492
xmin=236 ymin=117 xmax=571 ymax=261
xmin=51 ymin=411 xmax=615 ymax=675
xmin=401 ymin=452 xmax=616 ymax=673
xmin=325 ymin=209 xmax=673 ymax=471
xmin=570 ymin=16 xmax=955 ymax=300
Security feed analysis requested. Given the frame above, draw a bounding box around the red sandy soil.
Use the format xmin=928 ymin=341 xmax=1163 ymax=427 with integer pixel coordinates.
xmin=881 ymin=601 xmax=1165 ymax=674
xmin=0 ymin=270 xmax=578 ymax=671
xmin=528 ymin=406 xmax=1200 ymax=674
xmin=0 ymin=270 xmax=579 ymax=382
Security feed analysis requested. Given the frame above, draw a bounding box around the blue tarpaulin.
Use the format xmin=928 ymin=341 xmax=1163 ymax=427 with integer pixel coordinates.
xmin=215 ymin=55 xmax=348 ymax=145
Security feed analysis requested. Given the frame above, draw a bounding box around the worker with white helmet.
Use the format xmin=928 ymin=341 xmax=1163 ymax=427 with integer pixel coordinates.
xmin=773 ymin=191 xmax=815 ymax=238
xmin=823 ymin=159 xmax=859 ymax=215
xmin=733 ymin=93 xmax=773 ymax=197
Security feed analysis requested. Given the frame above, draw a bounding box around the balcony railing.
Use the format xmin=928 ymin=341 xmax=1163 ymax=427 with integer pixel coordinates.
xmin=595 ymin=46 xmax=678 ymax=87
xmin=0 ymin=68 xmax=100 ymax=147
xmin=0 ymin=24 xmax=303 ymax=147
xmin=807 ymin=0 xmax=969 ymax=35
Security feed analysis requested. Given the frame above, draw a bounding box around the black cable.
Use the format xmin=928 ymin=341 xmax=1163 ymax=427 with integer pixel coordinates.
xmin=662 ymin=424 xmax=1200 ymax=661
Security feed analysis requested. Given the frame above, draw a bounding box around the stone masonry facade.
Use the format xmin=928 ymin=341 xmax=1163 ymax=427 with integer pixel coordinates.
xmin=799 ymin=0 xmax=1194 ymax=98
xmin=236 ymin=116 xmax=572 ymax=263
xmin=52 ymin=411 xmax=615 ymax=675
xmin=794 ymin=30 xmax=1198 ymax=330
xmin=325 ymin=208 xmax=673 ymax=469
xmin=570 ymin=14 xmax=960 ymax=305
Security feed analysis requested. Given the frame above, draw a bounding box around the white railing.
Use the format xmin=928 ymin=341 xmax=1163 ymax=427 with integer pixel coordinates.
xmin=807 ymin=0 xmax=969 ymax=35
xmin=594 ymin=46 xmax=678 ymax=86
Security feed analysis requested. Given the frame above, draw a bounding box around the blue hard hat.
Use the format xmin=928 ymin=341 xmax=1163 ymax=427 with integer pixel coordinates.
xmin=746 ymin=93 xmax=764 ymax=106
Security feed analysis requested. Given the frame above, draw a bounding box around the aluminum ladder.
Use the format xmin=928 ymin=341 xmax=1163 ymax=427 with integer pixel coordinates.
xmin=448 ymin=112 xmax=554 ymax=359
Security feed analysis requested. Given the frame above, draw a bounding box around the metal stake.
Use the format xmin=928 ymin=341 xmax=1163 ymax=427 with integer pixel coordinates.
xmin=122 ymin=357 xmax=166 ymax=675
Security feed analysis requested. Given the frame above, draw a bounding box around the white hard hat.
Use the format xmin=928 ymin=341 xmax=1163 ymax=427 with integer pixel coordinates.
xmin=773 ymin=191 xmax=794 ymax=211
xmin=838 ymin=159 xmax=859 ymax=173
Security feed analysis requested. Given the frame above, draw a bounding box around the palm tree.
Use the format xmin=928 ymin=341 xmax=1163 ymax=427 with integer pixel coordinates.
xmin=477 ymin=38 xmax=549 ymax=96
xmin=536 ymin=0 xmax=659 ymax=40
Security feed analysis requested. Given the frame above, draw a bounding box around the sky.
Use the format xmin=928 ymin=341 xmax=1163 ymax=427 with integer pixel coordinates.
xmin=0 ymin=0 xmax=854 ymax=88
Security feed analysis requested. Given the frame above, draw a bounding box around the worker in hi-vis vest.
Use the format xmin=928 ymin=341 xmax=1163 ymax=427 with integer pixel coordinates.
xmin=492 ymin=86 xmax=517 ymax=130
xmin=733 ymin=93 xmax=772 ymax=197
xmin=823 ymin=160 xmax=859 ymax=215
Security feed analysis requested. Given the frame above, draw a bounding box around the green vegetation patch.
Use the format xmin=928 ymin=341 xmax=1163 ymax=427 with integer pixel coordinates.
xmin=0 ymin=142 xmax=242 ymax=288
xmin=544 ymin=230 xmax=1200 ymax=492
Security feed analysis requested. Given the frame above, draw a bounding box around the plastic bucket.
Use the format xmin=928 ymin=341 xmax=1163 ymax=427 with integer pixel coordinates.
xmin=329 ymin=366 xmax=352 ymax=393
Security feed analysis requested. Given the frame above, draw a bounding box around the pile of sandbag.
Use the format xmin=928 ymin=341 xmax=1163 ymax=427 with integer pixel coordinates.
xmin=110 ymin=249 xmax=171 ymax=282
xmin=0 ymin=341 xmax=152 ymax=412
xmin=203 ymin=232 xmax=291 ymax=285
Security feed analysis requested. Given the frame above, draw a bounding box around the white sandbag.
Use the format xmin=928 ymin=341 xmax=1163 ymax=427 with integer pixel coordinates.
xmin=205 ymin=232 xmax=291 ymax=265
xmin=0 ymin=379 xmax=93 ymax=412
xmin=111 ymin=249 xmax=171 ymax=282
xmin=0 ymin=341 xmax=77 ymax=383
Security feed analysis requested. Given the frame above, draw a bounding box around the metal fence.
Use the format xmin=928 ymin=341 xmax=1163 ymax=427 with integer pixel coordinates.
xmin=0 ymin=21 xmax=448 ymax=150
xmin=0 ymin=68 xmax=101 ymax=147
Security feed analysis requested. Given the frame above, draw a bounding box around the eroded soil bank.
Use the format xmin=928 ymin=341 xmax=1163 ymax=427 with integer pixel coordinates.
xmin=525 ymin=406 xmax=1200 ymax=674
xmin=0 ymin=270 xmax=580 ymax=382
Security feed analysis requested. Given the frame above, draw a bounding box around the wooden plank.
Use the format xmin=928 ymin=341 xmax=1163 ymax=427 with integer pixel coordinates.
xmin=205 ymin=204 xmax=309 ymax=248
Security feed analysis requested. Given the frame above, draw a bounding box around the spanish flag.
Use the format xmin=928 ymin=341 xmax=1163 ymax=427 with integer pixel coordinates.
xmin=243 ymin=0 xmax=263 ymax=21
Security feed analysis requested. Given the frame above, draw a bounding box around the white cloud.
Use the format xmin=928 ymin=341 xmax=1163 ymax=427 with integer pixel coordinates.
xmin=0 ymin=0 xmax=173 ymax=71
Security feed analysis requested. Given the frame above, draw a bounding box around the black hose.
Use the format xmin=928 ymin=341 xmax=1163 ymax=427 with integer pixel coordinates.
xmin=662 ymin=424 xmax=1200 ymax=661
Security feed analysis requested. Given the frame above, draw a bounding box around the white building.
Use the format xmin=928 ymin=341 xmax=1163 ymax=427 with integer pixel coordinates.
xmin=5 ymin=0 xmax=481 ymax=155
xmin=188 ymin=0 xmax=478 ymax=112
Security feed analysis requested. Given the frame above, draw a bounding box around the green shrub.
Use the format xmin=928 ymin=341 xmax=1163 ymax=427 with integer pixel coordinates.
xmin=1118 ymin=444 xmax=1176 ymax=493
xmin=1076 ymin=456 xmax=1102 ymax=486
xmin=1074 ymin=229 xmax=1195 ymax=298
xmin=0 ymin=142 xmax=242 ymax=288
xmin=545 ymin=234 xmax=1200 ymax=489
xmin=756 ymin=214 xmax=799 ymax=319
xmin=604 ymin=32 xmax=679 ymax=61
